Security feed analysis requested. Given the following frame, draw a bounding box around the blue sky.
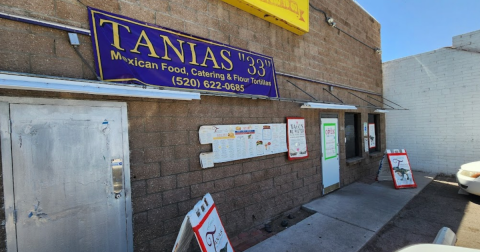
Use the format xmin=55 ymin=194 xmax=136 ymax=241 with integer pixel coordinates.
xmin=354 ymin=0 xmax=480 ymax=62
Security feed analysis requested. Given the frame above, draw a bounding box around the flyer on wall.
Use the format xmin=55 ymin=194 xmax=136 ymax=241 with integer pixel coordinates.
xmin=368 ymin=123 xmax=376 ymax=148
xmin=323 ymin=122 xmax=337 ymax=160
xmin=198 ymin=124 xmax=288 ymax=165
xmin=286 ymin=117 xmax=308 ymax=160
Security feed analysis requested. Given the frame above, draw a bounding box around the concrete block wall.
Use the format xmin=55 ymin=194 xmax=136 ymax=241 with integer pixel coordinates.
xmin=0 ymin=0 xmax=383 ymax=251
xmin=127 ymin=97 xmax=324 ymax=251
xmin=384 ymin=30 xmax=480 ymax=174
xmin=453 ymin=30 xmax=480 ymax=52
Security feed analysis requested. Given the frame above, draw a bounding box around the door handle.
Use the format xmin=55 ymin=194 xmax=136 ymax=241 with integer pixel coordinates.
xmin=111 ymin=159 xmax=123 ymax=199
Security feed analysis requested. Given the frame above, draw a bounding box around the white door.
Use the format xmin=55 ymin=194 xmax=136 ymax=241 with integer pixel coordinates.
xmin=321 ymin=118 xmax=340 ymax=195
xmin=1 ymin=99 xmax=132 ymax=252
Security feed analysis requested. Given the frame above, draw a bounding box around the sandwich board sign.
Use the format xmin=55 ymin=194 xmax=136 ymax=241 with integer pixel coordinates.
xmin=375 ymin=151 xmax=392 ymax=181
xmin=172 ymin=194 xmax=234 ymax=252
xmin=386 ymin=150 xmax=417 ymax=189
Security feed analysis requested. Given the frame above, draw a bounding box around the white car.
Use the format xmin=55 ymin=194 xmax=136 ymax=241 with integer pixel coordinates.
xmin=398 ymin=244 xmax=480 ymax=252
xmin=397 ymin=227 xmax=480 ymax=251
xmin=457 ymin=161 xmax=480 ymax=196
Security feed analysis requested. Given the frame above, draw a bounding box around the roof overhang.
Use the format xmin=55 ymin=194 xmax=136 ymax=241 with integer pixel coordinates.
xmin=0 ymin=72 xmax=200 ymax=100
xmin=301 ymin=102 xmax=357 ymax=110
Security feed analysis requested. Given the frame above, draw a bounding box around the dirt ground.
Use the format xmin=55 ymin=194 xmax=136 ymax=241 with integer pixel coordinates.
xmin=265 ymin=208 xmax=313 ymax=233
xmin=231 ymin=208 xmax=313 ymax=251
xmin=360 ymin=176 xmax=480 ymax=251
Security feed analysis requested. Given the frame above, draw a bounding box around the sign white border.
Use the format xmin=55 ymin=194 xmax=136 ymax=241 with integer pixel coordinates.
xmin=287 ymin=117 xmax=309 ymax=160
xmin=199 ymin=123 xmax=287 ymax=168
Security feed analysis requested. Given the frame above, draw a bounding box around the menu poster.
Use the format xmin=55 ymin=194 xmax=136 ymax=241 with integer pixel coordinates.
xmin=199 ymin=124 xmax=288 ymax=167
xmin=287 ymin=117 xmax=309 ymax=160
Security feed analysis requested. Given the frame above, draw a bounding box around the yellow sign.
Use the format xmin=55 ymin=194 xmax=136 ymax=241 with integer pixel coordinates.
xmin=221 ymin=0 xmax=309 ymax=35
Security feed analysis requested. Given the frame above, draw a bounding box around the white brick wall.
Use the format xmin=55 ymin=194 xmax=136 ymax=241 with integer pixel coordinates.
xmin=453 ymin=30 xmax=480 ymax=51
xmin=383 ymin=30 xmax=480 ymax=174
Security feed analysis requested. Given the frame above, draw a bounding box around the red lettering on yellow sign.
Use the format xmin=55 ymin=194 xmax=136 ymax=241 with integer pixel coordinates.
xmin=259 ymin=0 xmax=305 ymax=22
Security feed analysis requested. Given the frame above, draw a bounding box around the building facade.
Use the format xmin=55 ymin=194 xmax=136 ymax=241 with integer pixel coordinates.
xmin=0 ymin=0 xmax=383 ymax=251
xmin=384 ymin=30 xmax=480 ymax=175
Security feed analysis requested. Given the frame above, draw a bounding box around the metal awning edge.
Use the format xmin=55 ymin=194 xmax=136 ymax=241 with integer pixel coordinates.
xmin=0 ymin=72 xmax=200 ymax=101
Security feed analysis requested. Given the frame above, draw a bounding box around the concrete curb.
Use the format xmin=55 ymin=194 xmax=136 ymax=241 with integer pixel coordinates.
xmin=433 ymin=227 xmax=457 ymax=246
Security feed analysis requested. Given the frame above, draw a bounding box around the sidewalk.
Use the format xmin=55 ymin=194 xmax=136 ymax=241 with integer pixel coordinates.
xmin=245 ymin=172 xmax=435 ymax=252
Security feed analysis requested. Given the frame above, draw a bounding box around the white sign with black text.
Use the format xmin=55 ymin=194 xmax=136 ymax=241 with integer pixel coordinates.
xmin=287 ymin=117 xmax=309 ymax=160
xmin=199 ymin=124 xmax=288 ymax=168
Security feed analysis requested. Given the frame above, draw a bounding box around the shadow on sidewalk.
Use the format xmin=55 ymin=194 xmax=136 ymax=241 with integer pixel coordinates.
xmin=360 ymin=176 xmax=480 ymax=252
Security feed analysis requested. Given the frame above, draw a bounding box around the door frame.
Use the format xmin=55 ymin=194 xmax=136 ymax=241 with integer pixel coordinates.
xmin=0 ymin=97 xmax=133 ymax=252
xmin=320 ymin=113 xmax=340 ymax=195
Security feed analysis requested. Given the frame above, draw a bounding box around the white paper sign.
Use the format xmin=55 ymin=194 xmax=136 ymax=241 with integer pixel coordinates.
xmin=199 ymin=124 xmax=288 ymax=167
xmin=368 ymin=123 xmax=376 ymax=148
xmin=199 ymin=126 xmax=215 ymax=144
xmin=287 ymin=118 xmax=308 ymax=160
xmin=199 ymin=153 xmax=214 ymax=169
xmin=363 ymin=122 xmax=368 ymax=136
xmin=323 ymin=123 xmax=337 ymax=159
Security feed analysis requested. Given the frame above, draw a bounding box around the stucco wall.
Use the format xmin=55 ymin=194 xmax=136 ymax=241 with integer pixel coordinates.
xmin=384 ymin=30 xmax=480 ymax=174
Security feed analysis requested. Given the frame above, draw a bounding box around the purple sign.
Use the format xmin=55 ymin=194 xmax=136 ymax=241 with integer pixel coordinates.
xmin=88 ymin=7 xmax=279 ymax=98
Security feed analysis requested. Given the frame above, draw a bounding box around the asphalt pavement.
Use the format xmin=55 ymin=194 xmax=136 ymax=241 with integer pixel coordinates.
xmin=360 ymin=176 xmax=480 ymax=251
